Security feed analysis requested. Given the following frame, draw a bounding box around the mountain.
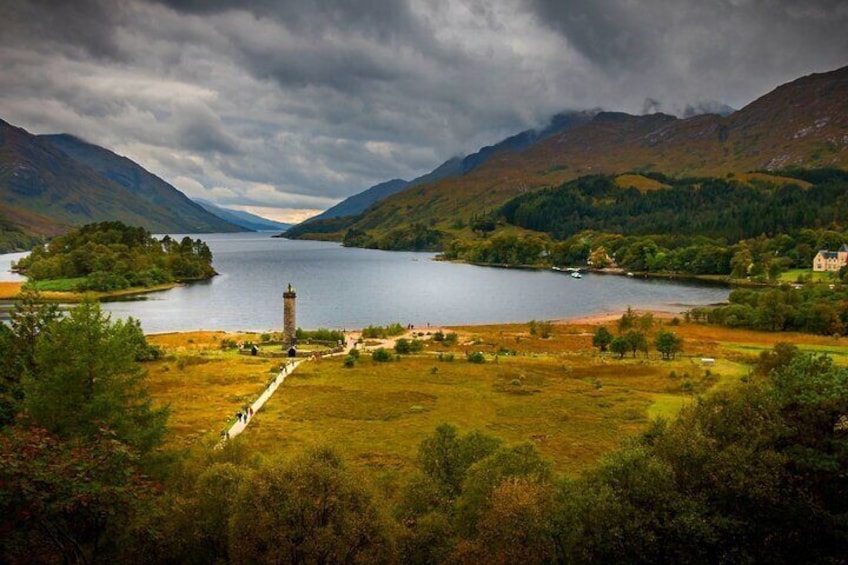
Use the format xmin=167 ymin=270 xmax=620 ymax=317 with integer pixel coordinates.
xmin=308 ymin=178 xmax=410 ymax=222
xmin=194 ymin=198 xmax=291 ymax=231
xmin=286 ymin=110 xmax=595 ymax=237
xmin=40 ymin=133 xmax=241 ymax=233
xmin=335 ymin=65 xmax=848 ymax=242
xmin=0 ymin=120 xmax=242 ymax=243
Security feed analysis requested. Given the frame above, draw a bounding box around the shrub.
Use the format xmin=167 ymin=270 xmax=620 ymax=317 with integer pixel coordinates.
xmin=343 ymin=356 xmax=356 ymax=368
xmin=467 ymin=351 xmax=486 ymax=364
xmin=444 ymin=333 xmax=459 ymax=346
xmin=371 ymin=348 xmax=392 ymax=362
xmin=433 ymin=331 xmax=445 ymax=342
xmin=362 ymin=323 xmax=405 ymax=339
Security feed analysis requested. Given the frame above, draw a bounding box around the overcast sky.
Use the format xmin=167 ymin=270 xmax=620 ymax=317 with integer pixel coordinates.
xmin=2 ymin=0 xmax=846 ymax=223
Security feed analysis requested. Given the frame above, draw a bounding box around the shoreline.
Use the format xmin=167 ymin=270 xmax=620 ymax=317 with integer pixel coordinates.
xmin=0 ymin=280 xmax=180 ymax=301
xmin=143 ymin=309 xmax=674 ymax=339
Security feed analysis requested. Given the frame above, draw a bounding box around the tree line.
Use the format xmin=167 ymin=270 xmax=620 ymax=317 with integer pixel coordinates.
xmin=13 ymin=221 xmax=216 ymax=291
xmin=443 ymin=171 xmax=848 ymax=278
xmin=500 ymin=169 xmax=848 ymax=242
xmin=690 ymin=284 xmax=848 ymax=334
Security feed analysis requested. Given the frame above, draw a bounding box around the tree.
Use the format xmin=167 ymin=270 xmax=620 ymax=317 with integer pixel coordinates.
xmin=23 ymin=299 xmax=168 ymax=454
xmin=755 ymin=342 xmax=799 ymax=376
xmin=625 ymin=330 xmax=648 ymax=358
xmin=654 ymin=330 xmax=683 ymax=360
xmin=416 ymin=424 xmax=501 ymax=499
xmin=618 ymin=306 xmax=637 ymax=332
xmin=0 ymin=425 xmax=156 ymax=564
xmin=452 ymin=479 xmax=556 ymax=565
xmin=592 ymin=327 xmax=613 ymax=352
xmin=1 ymin=289 xmax=60 ymax=428
xmin=610 ymin=336 xmax=629 ymax=359
xmin=455 ymin=443 xmax=552 ymax=536
xmin=228 ymin=447 xmax=393 ymax=563
xmin=472 ymin=216 xmax=497 ymax=237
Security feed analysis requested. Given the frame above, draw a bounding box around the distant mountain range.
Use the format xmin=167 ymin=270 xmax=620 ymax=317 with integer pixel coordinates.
xmin=194 ymin=199 xmax=291 ymax=232
xmin=286 ymin=64 xmax=848 ymax=242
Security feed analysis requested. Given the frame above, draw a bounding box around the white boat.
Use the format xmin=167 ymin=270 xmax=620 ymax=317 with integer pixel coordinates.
xmin=570 ymin=271 xmax=582 ymax=279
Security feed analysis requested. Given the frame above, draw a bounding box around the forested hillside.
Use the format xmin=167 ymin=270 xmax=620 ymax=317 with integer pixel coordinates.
xmin=500 ymin=169 xmax=848 ymax=241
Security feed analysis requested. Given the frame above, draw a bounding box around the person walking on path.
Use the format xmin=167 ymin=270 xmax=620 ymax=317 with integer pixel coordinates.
xmin=218 ymin=358 xmax=307 ymax=447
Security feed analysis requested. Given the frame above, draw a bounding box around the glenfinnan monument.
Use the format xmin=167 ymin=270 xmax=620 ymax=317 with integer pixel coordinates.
xmin=283 ymin=283 xmax=296 ymax=345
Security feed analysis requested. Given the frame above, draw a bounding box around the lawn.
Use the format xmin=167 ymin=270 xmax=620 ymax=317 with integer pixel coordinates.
xmin=779 ymin=268 xmax=836 ymax=283
xmin=31 ymin=277 xmax=88 ymax=292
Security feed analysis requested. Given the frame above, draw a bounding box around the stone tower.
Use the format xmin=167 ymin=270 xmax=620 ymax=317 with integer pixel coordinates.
xmin=283 ymin=283 xmax=296 ymax=345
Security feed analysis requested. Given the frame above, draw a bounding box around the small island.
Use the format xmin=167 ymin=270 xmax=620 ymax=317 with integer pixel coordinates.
xmin=10 ymin=221 xmax=216 ymax=299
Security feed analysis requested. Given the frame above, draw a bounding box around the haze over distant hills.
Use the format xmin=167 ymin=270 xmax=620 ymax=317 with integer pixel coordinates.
xmin=286 ymin=64 xmax=848 ymax=241
xmin=194 ymin=199 xmax=291 ymax=232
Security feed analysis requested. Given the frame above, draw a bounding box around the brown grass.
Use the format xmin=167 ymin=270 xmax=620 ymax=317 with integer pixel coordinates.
xmin=146 ymin=332 xmax=282 ymax=449
xmin=144 ymin=317 xmax=845 ymax=482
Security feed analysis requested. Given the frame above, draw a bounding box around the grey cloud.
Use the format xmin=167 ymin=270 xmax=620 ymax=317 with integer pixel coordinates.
xmin=641 ymin=98 xmax=662 ymax=115
xmin=1 ymin=0 xmax=846 ymax=222
xmin=174 ymin=105 xmax=241 ymax=155
xmin=5 ymin=0 xmax=130 ymax=60
xmin=529 ymin=0 xmax=660 ymax=70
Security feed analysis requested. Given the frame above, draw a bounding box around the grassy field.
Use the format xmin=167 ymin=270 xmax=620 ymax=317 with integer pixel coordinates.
xmin=779 ymin=268 xmax=836 ymax=283
xmin=144 ymin=319 xmax=816 ymax=481
xmin=146 ymin=331 xmax=284 ymax=449
xmin=30 ymin=277 xmax=89 ymax=292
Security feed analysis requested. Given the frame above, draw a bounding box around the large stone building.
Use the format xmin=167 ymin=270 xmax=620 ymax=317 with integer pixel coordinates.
xmin=813 ymin=244 xmax=848 ymax=272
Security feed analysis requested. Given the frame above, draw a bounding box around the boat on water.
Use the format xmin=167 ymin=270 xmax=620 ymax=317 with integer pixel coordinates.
xmin=570 ymin=271 xmax=582 ymax=279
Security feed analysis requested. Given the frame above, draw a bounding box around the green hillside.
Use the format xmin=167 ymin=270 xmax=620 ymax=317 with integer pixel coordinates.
xmin=0 ymin=119 xmax=240 ymax=252
xmin=325 ymin=65 xmax=848 ymax=248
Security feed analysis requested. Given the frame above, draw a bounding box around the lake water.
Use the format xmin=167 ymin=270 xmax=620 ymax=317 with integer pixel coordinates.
xmin=0 ymin=233 xmax=729 ymax=334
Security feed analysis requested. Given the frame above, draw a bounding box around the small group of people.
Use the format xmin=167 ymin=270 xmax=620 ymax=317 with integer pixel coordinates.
xmin=236 ymin=405 xmax=254 ymax=423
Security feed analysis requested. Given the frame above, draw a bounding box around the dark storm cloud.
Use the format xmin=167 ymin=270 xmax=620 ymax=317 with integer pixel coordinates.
xmin=0 ymin=0 xmax=846 ymax=222
xmin=529 ymin=0 xmax=848 ymax=104
xmin=5 ymin=0 xmax=129 ymax=60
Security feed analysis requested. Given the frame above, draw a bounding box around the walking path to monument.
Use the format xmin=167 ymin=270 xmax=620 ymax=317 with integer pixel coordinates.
xmin=217 ymin=328 xmax=436 ymax=447
xmin=221 ymin=358 xmax=306 ymax=443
